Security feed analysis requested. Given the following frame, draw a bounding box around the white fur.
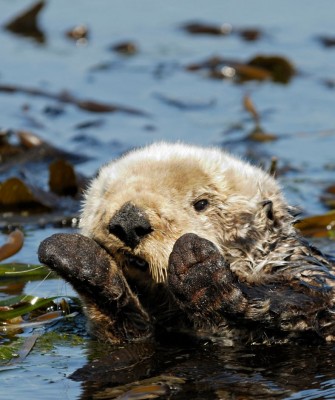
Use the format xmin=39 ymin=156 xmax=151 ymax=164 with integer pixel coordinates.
xmin=80 ymin=142 xmax=288 ymax=283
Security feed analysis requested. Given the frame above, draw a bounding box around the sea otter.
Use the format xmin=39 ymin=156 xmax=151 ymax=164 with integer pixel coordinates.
xmin=38 ymin=142 xmax=335 ymax=345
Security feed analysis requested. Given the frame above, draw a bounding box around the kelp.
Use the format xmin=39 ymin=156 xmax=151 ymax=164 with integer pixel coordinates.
xmin=182 ymin=21 xmax=232 ymax=36
xmin=0 ymin=318 xmax=81 ymax=365
xmin=0 ymin=230 xmax=24 ymax=262
xmin=0 ymin=220 xmax=81 ymax=365
xmin=74 ymin=119 xmax=105 ymax=130
xmin=243 ymin=94 xmax=278 ymax=142
xmin=0 ymin=337 xmax=24 ymax=361
xmin=0 ymin=84 xmax=149 ymax=116
xmin=0 ymin=296 xmax=63 ymax=322
xmin=111 ymin=41 xmax=139 ymax=55
xmin=186 ymin=56 xmax=271 ymax=82
xmin=323 ymin=78 xmax=335 ymax=89
xmin=0 ymin=263 xmax=51 ymax=279
xmin=1 ymin=328 xmax=84 ymax=365
xmin=238 ymin=28 xmax=263 ymax=42
xmin=247 ymin=126 xmax=277 ymax=142
xmin=0 ymin=172 xmax=84 ymax=219
xmin=49 ymin=159 xmax=79 ymax=197
xmin=0 ymin=213 xmax=79 ymax=231
xmin=0 ymin=264 xmax=79 ymax=364
xmin=35 ymin=331 xmax=84 ymax=352
xmin=243 ymin=94 xmax=260 ymax=124
xmin=0 ymin=187 xmax=80 ymax=225
xmin=317 ymin=35 xmax=335 ymax=48
xmin=295 ymin=211 xmax=335 ymax=238
xmin=0 ymin=177 xmax=57 ymax=212
xmin=0 ymin=130 xmax=88 ymax=173
xmin=66 ymin=24 xmax=89 ymax=45
xmin=4 ymin=0 xmax=46 ymax=43
xmin=4 ymin=333 xmax=41 ymax=365
xmin=186 ymin=54 xmax=295 ymax=84
xmin=1 ymin=263 xmax=60 ymax=297
xmin=0 ymin=130 xmax=87 ymax=220
xmin=320 ymin=184 xmax=335 ymax=209
xmin=248 ymin=55 xmax=295 ymax=84
xmin=154 ymin=93 xmax=216 ymax=111
xmin=182 ymin=21 xmax=263 ymax=41
xmin=268 ymin=157 xmax=278 ymax=178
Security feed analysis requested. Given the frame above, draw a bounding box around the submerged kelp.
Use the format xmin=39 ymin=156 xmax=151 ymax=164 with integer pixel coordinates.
xmin=0 ymin=228 xmax=81 ymax=366
xmin=0 ymin=130 xmax=87 ymax=228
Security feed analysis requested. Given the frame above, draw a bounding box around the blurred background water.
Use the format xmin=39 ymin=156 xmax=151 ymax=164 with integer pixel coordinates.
xmin=0 ymin=1 xmax=335 ymax=399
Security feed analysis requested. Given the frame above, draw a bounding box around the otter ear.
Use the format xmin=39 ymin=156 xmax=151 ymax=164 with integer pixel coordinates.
xmin=260 ymin=200 xmax=274 ymax=221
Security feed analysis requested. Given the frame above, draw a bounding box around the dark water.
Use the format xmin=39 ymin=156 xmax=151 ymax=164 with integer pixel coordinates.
xmin=1 ymin=1 xmax=335 ymax=399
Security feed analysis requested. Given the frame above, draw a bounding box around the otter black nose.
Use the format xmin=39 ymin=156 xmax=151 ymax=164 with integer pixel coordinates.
xmin=108 ymin=202 xmax=153 ymax=248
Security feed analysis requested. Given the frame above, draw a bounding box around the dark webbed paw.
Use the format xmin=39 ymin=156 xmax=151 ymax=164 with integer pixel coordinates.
xmin=39 ymin=233 xmax=123 ymax=299
xmin=168 ymin=233 xmax=246 ymax=321
xmin=38 ymin=233 xmax=152 ymax=343
xmin=168 ymin=233 xmax=335 ymax=341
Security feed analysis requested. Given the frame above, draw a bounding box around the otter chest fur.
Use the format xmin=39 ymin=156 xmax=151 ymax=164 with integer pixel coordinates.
xmin=38 ymin=142 xmax=335 ymax=345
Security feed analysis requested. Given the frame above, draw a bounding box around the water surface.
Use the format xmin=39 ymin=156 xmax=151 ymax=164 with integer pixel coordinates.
xmin=0 ymin=1 xmax=335 ymax=399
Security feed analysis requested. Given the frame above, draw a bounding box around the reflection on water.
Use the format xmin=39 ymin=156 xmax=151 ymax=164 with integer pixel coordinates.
xmin=70 ymin=336 xmax=335 ymax=399
xmin=2 ymin=323 xmax=335 ymax=399
xmin=1 ymin=0 xmax=335 ymax=399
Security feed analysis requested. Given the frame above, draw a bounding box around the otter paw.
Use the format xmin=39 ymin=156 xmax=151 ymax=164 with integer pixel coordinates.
xmin=38 ymin=233 xmax=125 ymax=299
xmin=167 ymin=233 xmax=234 ymax=310
xmin=39 ymin=233 xmax=153 ymax=343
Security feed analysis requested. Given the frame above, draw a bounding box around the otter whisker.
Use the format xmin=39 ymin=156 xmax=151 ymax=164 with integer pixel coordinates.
xmin=21 ymin=270 xmax=53 ymax=302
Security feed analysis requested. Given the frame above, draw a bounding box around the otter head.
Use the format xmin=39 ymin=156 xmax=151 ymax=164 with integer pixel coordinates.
xmin=79 ymin=143 xmax=292 ymax=284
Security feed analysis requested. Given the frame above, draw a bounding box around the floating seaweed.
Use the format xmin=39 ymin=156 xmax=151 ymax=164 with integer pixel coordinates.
xmin=0 ymin=130 xmax=88 ymax=228
xmin=0 ymin=292 xmax=79 ymax=364
xmin=0 ymin=234 xmax=79 ymax=365
xmin=0 ymin=177 xmax=57 ymax=213
xmin=246 ymin=126 xmax=277 ymax=142
xmin=65 ymin=24 xmax=89 ymax=46
xmin=243 ymin=94 xmax=260 ymax=124
xmin=4 ymin=0 xmax=46 ymax=43
xmin=320 ymin=184 xmax=335 ymax=209
xmin=186 ymin=54 xmax=295 ymax=84
xmin=74 ymin=119 xmax=105 ymax=130
xmin=317 ymin=35 xmax=335 ymax=48
xmin=248 ymin=55 xmax=295 ymax=84
xmin=182 ymin=21 xmax=232 ymax=36
xmin=0 ymin=84 xmax=149 ymax=116
xmin=243 ymin=95 xmax=278 ymax=142
xmin=0 ymin=230 xmax=24 ymax=262
xmin=154 ymin=92 xmax=216 ymax=110
xmin=182 ymin=21 xmax=264 ymax=41
xmin=111 ymin=41 xmax=139 ymax=55
xmin=295 ymin=211 xmax=335 ymax=238
xmin=49 ymin=159 xmax=80 ymax=197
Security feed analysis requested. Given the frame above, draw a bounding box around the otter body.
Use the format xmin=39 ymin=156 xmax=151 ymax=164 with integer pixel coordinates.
xmin=39 ymin=143 xmax=335 ymax=344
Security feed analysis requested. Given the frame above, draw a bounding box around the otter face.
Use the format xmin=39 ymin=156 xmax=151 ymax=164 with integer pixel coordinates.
xmin=80 ymin=143 xmax=289 ymax=283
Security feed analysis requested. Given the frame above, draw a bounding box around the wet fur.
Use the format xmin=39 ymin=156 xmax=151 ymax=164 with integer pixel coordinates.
xmin=80 ymin=143 xmax=292 ymax=283
xmin=39 ymin=142 xmax=335 ymax=344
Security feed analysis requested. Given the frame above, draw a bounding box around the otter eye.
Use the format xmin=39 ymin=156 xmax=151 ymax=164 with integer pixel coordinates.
xmin=193 ymin=199 xmax=209 ymax=212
